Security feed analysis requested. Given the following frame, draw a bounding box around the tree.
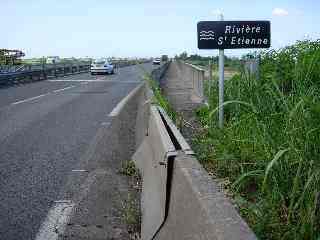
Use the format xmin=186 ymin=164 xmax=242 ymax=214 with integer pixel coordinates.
xmin=179 ymin=51 xmax=188 ymax=60
xmin=161 ymin=55 xmax=168 ymax=62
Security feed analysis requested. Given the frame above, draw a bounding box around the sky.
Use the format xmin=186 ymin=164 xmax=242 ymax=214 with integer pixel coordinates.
xmin=1 ymin=0 xmax=319 ymax=58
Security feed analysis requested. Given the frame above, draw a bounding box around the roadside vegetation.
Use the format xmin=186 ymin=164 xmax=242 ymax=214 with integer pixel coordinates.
xmin=176 ymin=51 xmax=240 ymax=69
xmin=120 ymin=160 xmax=138 ymax=177
xmin=119 ymin=160 xmax=142 ymax=239
xmin=143 ymin=72 xmax=178 ymax=122
xmin=121 ymin=192 xmax=141 ymax=240
xmin=193 ymin=40 xmax=320 ymax=239
xmin=177 ymin=51 xmax=240 ymax=81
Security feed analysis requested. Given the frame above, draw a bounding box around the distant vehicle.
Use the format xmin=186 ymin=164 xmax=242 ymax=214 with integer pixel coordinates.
xmin=152 ymin=58 xmax=161 ymax=65
xmin=90 ymin=59 xmax=114 ymax=75
xmin=46 ymin=56 xmax=60 ymax=64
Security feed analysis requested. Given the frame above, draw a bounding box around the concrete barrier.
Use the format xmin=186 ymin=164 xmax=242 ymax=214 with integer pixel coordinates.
xmin=133 ymin=105 xmax=177 ymax=240
xmin=161 ymin=61 xmax=204 ymax=111
xmin=129 ymin=67 xmax=257 ymax=240
xmin=154 ymin=153 xmax=257 ymax=240
xmin=185 ymin=62 xmax=205 ymax=100
xmin=108 ymin=83 xmax=146 ymax=167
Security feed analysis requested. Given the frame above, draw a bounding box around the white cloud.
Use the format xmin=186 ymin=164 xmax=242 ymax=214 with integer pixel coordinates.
xmin=272 ymin=8 xmax=289 ymax=16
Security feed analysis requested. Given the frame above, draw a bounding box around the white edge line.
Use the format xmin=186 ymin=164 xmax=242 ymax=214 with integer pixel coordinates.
xmin=11 ymin=94 xmax=48 ymax=105
xmin=35 ymin=202 xmax=74 ymax=240
xmin=108 ymin=83 xmax=144 ymax=117
xmin=71 ymin=169 xmax=88 ymax=172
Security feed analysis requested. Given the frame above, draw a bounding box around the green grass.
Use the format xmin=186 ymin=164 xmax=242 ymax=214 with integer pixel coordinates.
xmin=120 ymin=160 xmax=138 ymax=177
xmin=143 ymin=72 xmax=178 ymax=123
xmin=193 ymin=40 xmax=320 ymax=239
xmin=122 ymin=193 xmax=140 ymax=226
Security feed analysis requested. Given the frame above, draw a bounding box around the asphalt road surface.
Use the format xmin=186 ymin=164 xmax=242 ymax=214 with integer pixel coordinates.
xmin=0 ymin=63 xmax=153 ymax=240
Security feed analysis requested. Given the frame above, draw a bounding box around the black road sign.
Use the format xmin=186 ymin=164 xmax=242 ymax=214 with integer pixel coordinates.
xmin=197 ymin=21 xmax=271 ymax=49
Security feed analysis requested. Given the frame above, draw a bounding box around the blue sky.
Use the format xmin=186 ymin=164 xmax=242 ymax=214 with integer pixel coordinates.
xmin=1 ymin=0 xmax=319 ymax=58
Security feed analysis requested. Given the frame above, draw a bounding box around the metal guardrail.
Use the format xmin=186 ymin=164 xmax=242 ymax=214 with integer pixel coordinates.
xmin=0 ymin=62 xmax=91 ymax=86
xmin=0 ymin=60 xmax=150 ymax=87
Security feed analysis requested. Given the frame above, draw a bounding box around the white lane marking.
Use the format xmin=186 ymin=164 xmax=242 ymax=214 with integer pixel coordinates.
xmin=11 ymin=94 xmax=48 ymax=105
xmin=108 ymin=84 xmax=143 ymax=117
xmin=52 ymin=85 xmax=75 ymax=93
xmin=35 ymin=201 xmax=74 ymax=240
xmin=10 ymin=85 xmax=76 ymax=106
xmin=71 ymin=169 xmax=88 ymax=172
xmin=54 ymin=200 xmax=73 ymax=204
xmin=101 ymin=122 xmax=110 ymax=126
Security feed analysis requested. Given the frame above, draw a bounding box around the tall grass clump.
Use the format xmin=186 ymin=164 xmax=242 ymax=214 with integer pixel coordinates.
xmin=194 ymin=40 xmax=320 ymax=239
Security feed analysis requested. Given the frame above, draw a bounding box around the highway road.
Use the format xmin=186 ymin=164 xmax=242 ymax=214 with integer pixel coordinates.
xmin=0 ymin=63 xmax=152 ymax=240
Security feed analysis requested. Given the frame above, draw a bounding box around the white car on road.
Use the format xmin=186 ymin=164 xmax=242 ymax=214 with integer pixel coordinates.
xmin=91 ymin=59 xmax=114 ymax=75
xmin=152 ymin=58 xmax=161 ymax=65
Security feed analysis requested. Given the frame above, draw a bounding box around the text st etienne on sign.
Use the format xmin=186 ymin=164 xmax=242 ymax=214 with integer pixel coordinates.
xmin=197 ymin=21 xmax=271 ymax=49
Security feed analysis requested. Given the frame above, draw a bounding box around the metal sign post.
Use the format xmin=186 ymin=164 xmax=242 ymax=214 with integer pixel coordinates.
xmin=218 ymin=13 xmax=224 ymax=128
xmin=197 ymin=18 xmax=270 ymax=128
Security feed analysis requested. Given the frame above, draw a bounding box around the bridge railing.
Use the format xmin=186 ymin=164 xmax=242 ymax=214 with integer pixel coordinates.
xmin=0 ymin=60 xmax=150 ymax=86
xmin=0 ymin=61 xmax=91 ymax=86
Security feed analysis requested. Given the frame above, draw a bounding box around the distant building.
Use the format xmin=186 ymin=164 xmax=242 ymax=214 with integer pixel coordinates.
xmin=46 ymin=56 xmax=60 ymax=64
